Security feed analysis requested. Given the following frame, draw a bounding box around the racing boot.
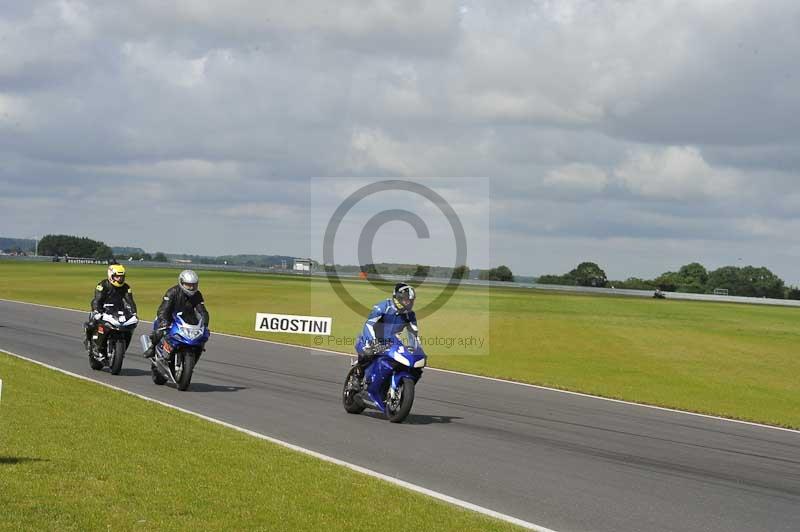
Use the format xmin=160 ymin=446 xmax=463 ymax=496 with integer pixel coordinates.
xmin=143 ymin=331 xmax=161 ymax=359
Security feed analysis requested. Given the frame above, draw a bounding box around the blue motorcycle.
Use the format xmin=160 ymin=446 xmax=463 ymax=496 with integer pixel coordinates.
xmin=140 ymin=311 xmax=210 ymax=391
xmin=342 ymin=337 xmax=427 ymax=423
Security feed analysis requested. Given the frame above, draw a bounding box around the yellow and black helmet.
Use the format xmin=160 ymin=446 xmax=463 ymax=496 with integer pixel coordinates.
xmin=107 ymin=264 xmax=126 ymax=287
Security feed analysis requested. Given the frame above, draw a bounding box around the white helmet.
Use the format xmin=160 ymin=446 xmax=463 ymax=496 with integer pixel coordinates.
xmin=179 ymin=270 xmax=199 ymax=296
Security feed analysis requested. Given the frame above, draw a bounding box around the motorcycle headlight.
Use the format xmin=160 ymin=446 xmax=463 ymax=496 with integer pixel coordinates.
xmin=414 ymin=358 xmax=426 ymax=368
xmin=181 ymin=327 xmax=203 ymax=340
xmin=393 ymin=352 xmax=411 ymax=367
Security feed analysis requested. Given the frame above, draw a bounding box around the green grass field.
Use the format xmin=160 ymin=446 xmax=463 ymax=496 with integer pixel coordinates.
xmin=2 ymin=261 xmax=799 ymax=428
xmin=0 ymin=352 xmax=518 ymax=531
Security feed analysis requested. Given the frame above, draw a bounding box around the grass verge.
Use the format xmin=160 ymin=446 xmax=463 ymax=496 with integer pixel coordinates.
xmin=0 ymin=352 xmax=520 ymax=532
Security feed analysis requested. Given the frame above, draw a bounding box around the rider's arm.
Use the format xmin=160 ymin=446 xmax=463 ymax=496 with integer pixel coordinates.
xmin=194 ymin=292 xmax=210 ymax=326
xmin=363 ymin=304 xmax=384 ymax=342
xmin=124 ymin=285 xmax=138 ymax=314
xmin=405 ymin=311 xmax=420 ymax=350
xmin=155 ymin=287 xmax=175 ymax=329
xmin=91 ymin=281 xmax=106 ymax=314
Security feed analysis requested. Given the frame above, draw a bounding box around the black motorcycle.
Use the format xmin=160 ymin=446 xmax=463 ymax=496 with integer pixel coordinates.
xmin=85 ymin=302 xmax=139 ymax=374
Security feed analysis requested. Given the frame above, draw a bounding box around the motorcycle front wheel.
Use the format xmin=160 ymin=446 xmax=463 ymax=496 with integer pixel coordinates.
xmin=385 ymin=377 xmax=415 ymax=423
xmin=109 ymin=338 xmax=125 ymax=375
xmin=175 ymin=351 xmax=196 ymax=391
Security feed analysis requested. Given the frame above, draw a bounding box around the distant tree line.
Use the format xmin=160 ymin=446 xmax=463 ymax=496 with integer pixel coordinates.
xmin=166 ymin=253 xmax=299 ymax=268
xmin=539 ymin=261 xmax=794 ymax=299
xmin=326 ymin=263 xmax=515 ymax=282
xmin=538 ymin=262 xmax=608 ymax=288
xmin=347 ymin=263 xmax=470 ymax=278
xmin=38 ymin=234 xmax=114 ymax=260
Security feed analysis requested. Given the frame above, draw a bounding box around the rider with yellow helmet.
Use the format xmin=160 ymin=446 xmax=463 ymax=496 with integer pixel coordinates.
xmin=84 ymin=262 xmax=138 ymax=355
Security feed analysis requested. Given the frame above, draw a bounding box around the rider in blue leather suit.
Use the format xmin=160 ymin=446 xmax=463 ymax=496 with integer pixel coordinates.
xmin=354 ymin=283 xmax=419 ymax=373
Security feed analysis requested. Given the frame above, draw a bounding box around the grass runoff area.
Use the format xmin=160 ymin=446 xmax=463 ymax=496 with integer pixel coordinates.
xmin=2 ymin=261 xmax=800 ymax=429
xmin=0 ymin=353 xmax=517 ymax=532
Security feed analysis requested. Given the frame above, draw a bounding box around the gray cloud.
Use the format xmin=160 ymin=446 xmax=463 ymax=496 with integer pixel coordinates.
xmin=2 ymin=1 xmax=800 ymax=283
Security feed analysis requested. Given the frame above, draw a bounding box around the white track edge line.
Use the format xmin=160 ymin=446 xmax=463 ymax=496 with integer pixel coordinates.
xmin=2 ymin=297 xmax=798 ymax=435
xmin=0 ymin=348 xmax=553 ymax=532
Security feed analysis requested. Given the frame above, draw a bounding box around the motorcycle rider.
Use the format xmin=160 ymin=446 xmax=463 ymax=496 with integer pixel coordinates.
xmin=143 ymin=270 xmax=210 ymax=358
xmin=84 ymin=262 xmax=137 ymax=355
xmin=353 ymin=282 xmax=419 ymax=375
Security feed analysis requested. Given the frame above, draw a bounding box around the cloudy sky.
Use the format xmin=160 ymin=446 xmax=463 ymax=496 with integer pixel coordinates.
xmin=2 ymin=1 xmax=800 ymax=282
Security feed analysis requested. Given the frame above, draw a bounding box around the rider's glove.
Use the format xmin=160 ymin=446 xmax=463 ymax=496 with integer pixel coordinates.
xmin=363 ymin=340 xmax=378 ymax=356
xmin=92 ymin=312 xmax=102 ymax=321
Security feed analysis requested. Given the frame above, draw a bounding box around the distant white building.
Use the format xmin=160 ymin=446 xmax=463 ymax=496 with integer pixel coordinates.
xmin=293 ymin=258 xmax=313 ymax=272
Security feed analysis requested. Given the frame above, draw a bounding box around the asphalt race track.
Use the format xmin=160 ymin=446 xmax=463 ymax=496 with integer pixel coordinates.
xmin=1 ymin=299 xmax=799 ymax=532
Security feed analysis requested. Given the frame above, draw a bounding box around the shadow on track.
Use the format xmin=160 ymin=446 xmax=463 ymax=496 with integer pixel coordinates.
xmin=187 ymin=383 xmax=247 ymax=393
xmin=118 ymin=367 xmax=151 ymax=377
xmin=361 ymin=412 xmax=462 ymax=425
xmin=403 ymin=414 xmax=462 ymax=425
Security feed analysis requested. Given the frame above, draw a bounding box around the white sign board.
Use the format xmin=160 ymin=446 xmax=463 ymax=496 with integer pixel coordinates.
xmin=255 ymin=313 xmax=332 ymax=335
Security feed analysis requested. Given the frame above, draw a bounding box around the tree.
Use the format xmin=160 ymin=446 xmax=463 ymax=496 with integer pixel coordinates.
xmin=153 ymin=252 xmax=168 ymax=262
xmin=706 ymin=266 xmax=740 ymax=294
xmin=676 ymin=262 xmax=708 ymax=293
xmin=413 ymin=265 xmax=430 ymax=278
xmin=38 ymin=234 xmax=112 ymax=258
xmin=570 ymin=262 xmax=607 ymax=287
xmin=451 ymin=265 xmax=470 ymax=279
xmin=537 ymin=262 xmax=607 ymax=287
xmin=93 ymin=244 xmax=114 ymax=260
xmin=480 ymin=265 xmax=514 ymax=282
xmin=740 ymin=266 xmax=784 ymax=298
xmin=654 ymin=271 xmax=679 ymax=292
xmin=613 ymin=277 xmax=656 ymax=290
xmin=707 ymin=265 xmax=785 ymax=298
xmin=494 ymin=265 xmax=514 ymax=282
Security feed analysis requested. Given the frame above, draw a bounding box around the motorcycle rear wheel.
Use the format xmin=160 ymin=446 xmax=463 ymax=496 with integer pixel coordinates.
xmin=342 ymin=366 xmax=366 ymax=414
xmin=87 ymin=340 xmax=103 ymax=370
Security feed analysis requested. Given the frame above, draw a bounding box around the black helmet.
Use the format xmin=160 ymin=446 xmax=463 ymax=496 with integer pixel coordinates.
xmin=392 ymin=283 xmax=416 ymax=313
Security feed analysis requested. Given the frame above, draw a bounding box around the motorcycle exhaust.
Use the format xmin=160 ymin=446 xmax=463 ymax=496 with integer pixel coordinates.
xmin=357 ymin=394 xmax=379 ymax=410
xmin=152 ymin=355 xmax=177 ymax=384
xmin=139 ymin=334 xmax=152 ymax=353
